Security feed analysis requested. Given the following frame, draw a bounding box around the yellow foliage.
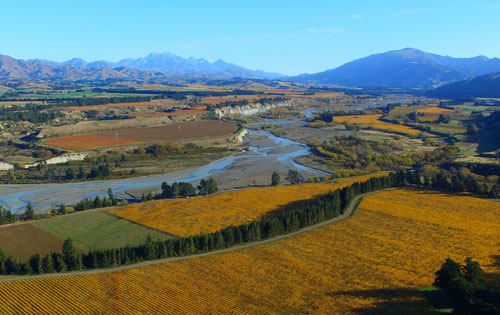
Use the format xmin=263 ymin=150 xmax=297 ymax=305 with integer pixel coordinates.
xmin=416 ymin=106 xmax=453 ymax=115
xmin=333 ymin=114 xmax=425 ymax=136
xmin=108 ymin=174 xmax=388 ymax=237
xmin=1 ymin=189 xmax=499 ymax=314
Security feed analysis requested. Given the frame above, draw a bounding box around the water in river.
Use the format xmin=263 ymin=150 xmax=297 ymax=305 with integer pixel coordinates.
xmin=0 ymin=129 xmax=328 ymax=213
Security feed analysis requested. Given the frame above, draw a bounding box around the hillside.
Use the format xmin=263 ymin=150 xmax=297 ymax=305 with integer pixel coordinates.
xmin=290 ymin=48 xmax=500 ymax=88
xmin=431 ymin=72 xmax=500 ymax=98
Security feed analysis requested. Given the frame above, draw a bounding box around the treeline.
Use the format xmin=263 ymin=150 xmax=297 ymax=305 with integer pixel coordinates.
xmin=56 ymin=96 xmax=152 ymax=107
xmin=0 ymin=207 xmax=16 ymax=225
xmin=393 ymin=169 xmax=497 ymax=197
xmin=73 ymin=178 xmax=218 ymax=212
xmin=0 ymin=104 xmax=63 ymax=123
xmin=0 ymin=175 xmax=395 ymax=275
xmin=91 ymin=87 xmax=261 ymax=98
xmin=314 ymin=110 xmax=366 ymax=123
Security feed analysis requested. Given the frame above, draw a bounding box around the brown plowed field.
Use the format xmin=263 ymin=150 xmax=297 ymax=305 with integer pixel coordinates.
xmin=44 ymin=120 xmax=237 ymax=151
xmin=0 ymin=224 xmax=65 ymax=261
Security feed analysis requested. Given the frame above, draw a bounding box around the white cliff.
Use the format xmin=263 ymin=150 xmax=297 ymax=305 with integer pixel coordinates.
xmin=23 ymin=153 xmax=87 ymax=169
xmin=0 ymin=162 xmax=14 ymax=171
xmin=215 ymin=100 xmax=290 ymax=118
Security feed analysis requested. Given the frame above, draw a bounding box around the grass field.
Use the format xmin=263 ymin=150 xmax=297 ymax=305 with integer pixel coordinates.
xmin=0 ymin=224 xmax=66 ymax=261
xmin=333 ymin=114 xmax=425 ymax=136
xmin=44 ymin=120 xmax=237 ymax=150
xmin=31 ymin=211 xmax=173 ymax=251
xmin=0 ymin=189 xmax=498 ymax=314
xmin=108 ymin=174 xmax=388 ymax=237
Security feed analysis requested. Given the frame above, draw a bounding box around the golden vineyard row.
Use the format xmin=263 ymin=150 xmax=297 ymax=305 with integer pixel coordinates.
xmin=0 ymin=189 xmax=498 ymax=314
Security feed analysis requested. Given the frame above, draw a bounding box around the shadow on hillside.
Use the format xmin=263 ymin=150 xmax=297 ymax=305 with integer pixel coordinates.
xmin=327 ymin=288 xmax=446 ymax=314
xmin=264 ymin=198 xmax=320 ymax=217
xmin=487 ymin=255 xmax=500 ymax=309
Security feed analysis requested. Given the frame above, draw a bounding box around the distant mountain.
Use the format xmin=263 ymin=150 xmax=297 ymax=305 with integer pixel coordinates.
xmin=60 ymin=51 xmax=282 ymax=79
xmin=0 ymin=54 xmax=171 ymax=83
xmin=431 ymin=72 xmax=500 ymax=98
xmin=289 ymin=48 xmax=500 ymax=88
xmin=0 ymin=52 xmax=283 ymax=84
xmin=109 ymin=52 xmax=283 ymax=79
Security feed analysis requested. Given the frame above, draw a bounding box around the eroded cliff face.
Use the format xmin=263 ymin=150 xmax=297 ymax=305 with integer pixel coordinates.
xmin=215 ymin=100 xmax=290 ymax=118
xmin=22 ymin=154 xmax=87 ymax=169
xmin=0 ymin=162 xmax=13 ymax=171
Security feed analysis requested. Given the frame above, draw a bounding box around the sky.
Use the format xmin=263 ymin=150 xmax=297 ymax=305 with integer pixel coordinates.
xmin=1 ymin=0 xmax=500 ymax=75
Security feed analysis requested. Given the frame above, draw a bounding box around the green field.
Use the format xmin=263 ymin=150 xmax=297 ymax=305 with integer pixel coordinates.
xmin=31 ymin=211 xmax=174 ymax=251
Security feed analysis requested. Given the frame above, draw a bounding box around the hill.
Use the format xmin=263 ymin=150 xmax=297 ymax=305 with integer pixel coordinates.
xmin=290 ymin=48 xmax=500 ymax=88
xmin=431 ymin=72 xmax=500 ymax=98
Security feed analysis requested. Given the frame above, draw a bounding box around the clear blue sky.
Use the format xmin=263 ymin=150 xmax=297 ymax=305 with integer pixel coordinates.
xmin=1 ymin=0 xmax=499 ymax=75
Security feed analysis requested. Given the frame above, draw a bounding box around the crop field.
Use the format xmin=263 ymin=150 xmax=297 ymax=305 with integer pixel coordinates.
xmin=108 ymin=174 xmax=388 ymax=237
xmin=390 ymin=105 xmax=454 ymax=119
xmin=428 ymin=124 xmax=467 ymax=135
xmin=44 ymin=120 xmax=237 ymax=151
xmin=31 ymin=211 xmax=173 ymax=251
xmin=417 ymin=106 xmax=454 ymax=115
xmin=0 ymin=224 xmax=67 ymax=261
xmin=1 ymin=189 xmax=498 ymax=314
xmin=44 ymin=134 xmax=141 ymax=150
xmin=333 ymin=114 xmax=425 ymax=136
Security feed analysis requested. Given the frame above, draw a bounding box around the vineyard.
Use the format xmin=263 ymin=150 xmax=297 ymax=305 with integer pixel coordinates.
xmin=0 ymin=189 xmax=498 ymax=313
xmin=108 ymin=174 xmax=386 ymax=237
xmin=333 ymin=114 xmax=425 ymax=136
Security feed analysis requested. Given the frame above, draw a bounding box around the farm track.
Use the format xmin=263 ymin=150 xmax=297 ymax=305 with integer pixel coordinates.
xmin=0 ymin=189 xmax=387 ymax=283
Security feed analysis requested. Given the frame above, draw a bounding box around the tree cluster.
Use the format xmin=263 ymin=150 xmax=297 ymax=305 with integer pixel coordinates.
xmin=0 ymin=104 xmax=63 ymax=123
xmin=434 ymin=258 xmax=498 ymax=314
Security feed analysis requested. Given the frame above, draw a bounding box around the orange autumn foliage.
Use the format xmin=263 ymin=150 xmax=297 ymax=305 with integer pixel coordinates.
xmin=108 ymin=173 xmax=388 ymax=237
xmin=0 ymin=189 xmax=498 ymax=313
xmin=333 ymin=114 xmax=425 ymax=136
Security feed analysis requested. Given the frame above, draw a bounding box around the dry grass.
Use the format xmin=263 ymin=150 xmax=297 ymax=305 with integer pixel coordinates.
xmin=1 ymin=189 xmax=498 ymax=314
xmin=108 ymin=174 xmax=388 ymax=237
xmin=333 ymin=114 xmax=424 ymax=136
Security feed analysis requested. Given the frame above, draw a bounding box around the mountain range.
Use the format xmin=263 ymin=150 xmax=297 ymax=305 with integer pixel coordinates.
xmin=289 ymin=48 xmax=500 ymax=89
xmin=0 ymin=52 xmax=283 ymax=83
xmin=1 ymin=48 xmax=500 ymax=92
